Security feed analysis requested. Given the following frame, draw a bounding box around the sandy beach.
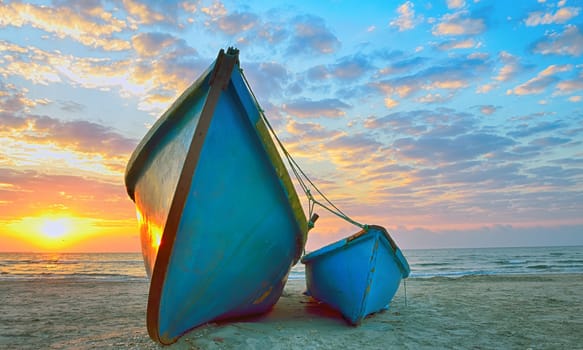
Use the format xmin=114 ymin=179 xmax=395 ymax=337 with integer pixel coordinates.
xmin=1 ymin=274 xmax=582 ymax=349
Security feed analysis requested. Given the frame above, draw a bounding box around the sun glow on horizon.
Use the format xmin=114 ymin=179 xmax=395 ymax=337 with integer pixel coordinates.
xmin=5 ymin=214 xmax=97 ymax=250
xmin=2 ymin=213 xmax=141 ymax=252
xmin=40 ymin=217 xmax=71 ymax=240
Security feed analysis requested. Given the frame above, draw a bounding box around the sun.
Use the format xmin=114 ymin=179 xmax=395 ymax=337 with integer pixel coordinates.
xmin=40 ymin=218 xmax=71 ymax=239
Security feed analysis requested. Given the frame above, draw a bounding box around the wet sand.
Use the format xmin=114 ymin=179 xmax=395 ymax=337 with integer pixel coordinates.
xmin=1 ymin=274 xmax=582 ymax=349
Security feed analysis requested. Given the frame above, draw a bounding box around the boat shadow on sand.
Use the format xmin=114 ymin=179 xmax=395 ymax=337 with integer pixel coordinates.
xmin=197 ymin=289 xmax=398 ymax=330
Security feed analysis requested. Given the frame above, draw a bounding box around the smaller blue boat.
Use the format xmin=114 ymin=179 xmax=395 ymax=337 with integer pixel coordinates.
xmin=301 ymin=225 xmax=410 ymax=325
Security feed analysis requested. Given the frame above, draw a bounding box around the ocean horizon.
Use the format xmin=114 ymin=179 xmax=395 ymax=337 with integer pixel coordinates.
xmin=2 ymin=245 xmax=582 ymax=282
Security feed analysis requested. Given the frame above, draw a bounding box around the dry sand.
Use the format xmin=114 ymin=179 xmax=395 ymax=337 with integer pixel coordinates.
xmin=1 ymin=274 xmax=582 ymax=349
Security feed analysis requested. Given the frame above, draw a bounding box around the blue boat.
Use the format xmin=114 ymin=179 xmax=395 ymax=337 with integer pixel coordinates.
xmin=301 ymin=225 xmax=410 ymax=325
xmin=124 ymin=48 xmax=308 ymax=344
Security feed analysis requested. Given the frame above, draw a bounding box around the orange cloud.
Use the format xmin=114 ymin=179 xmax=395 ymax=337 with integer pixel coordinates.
xmin=507 ymin=64 xmax=572 ymax=95
xmin=285 ymin=119 xmax=342 ymax=142
xmin=525 ymin=6 xmax=580 ymax=26
xmin=0 ymin=40 xmax=202 ymax=115
xmin=131 ymin=32 xmax=178 ymax=57
xmin=390 ymin=1 xmax=422 ymax=32
xmin=447 ymin=0 xmax=466 ymax=9
xmin=0 ymin=2 xmax=130 ymax=51
xmin=0 ymin=168 xmax=134 ymax=220
xmin=122 ymin=0 xmax=167 ymax=25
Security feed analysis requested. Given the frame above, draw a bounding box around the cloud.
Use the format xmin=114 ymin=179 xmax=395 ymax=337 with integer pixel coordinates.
xmin=0 ymin=168 xmax=133 ymax=220
xmin=555 ymin=78 xmax=583 ymax=94
xmin=364 ymin=108 xmax=474 ymax=138
xmin=373 ymin=55 xmax=491 ymax=101
xmin=526 ymin=165 xmax=582 ymax=187
xmin=478 ymin=105 xmax=498 ymax=115
xmin=362 ymin=108 xmax=512 ymax=165
xmin=59 ymin=100 xmax=85 ymax=113
xmin=121 ymin=0 xmax=170 ymax=25
xmin=0 ymin=84 xmax=136 ymax=170
xmin=201 ymin=0 xmax=227 ymax=18
xmin=416 ymin=93 xmax=453 ymax=104
xmin=0 ymin=42 xmax=62 ymax=85
xmin=256 ymin=21 xmax=289 ymax=45
xmin=432 ymin=10 xmax=486 ymax=36
xmin=477 ymin=52 xmax=530 ymax=93
xmin=447 ymin=0 xmax=466 ymax=9
xmin=395 ymin=133 xmax=515 ymax=164
xmin=495 ymin=51 xmax=529 ymax=82
xmin=384 ymin=96 xmax=400 ymax=108
xmin=215 ymin=11 xmax=259 ymax=35
xmin=377 ymin=56 xmax=427 ymax=76
xmin=285 ymin=119 xmax=342 ymax=143
xmin=238 ymin=60 xmax=289 ymax=99
xmin=307 ymin=54 xmax=374 ymax=81
xmin=290 ymin=132 xmax=386 ymax=173
xmin=203 ymin=7 xmax=338 ymax=53
xmin=364 ymin=111 xmax=422 ymax=133
xmin=507 ymin=120 xmax=565 ymax=138
xmin=282 ymin=98 xmax=350 ymax=118
xmin=529 ymin=136 xmax=571 ymax=147
xmin=0 ymin=39 xmax=203 ymax=115
xmin=390 ymin=1 xmax=423 ymax=32
xmin=198 ymin=5 xmax=291 ymax=48
xmin=531 ymin=25 xmax=583 ymax=56
xmin=525 ymin=6 xmax=580 ymax=26
xmin=0 ymin=82 xmax=48 ymax=113
xmin=0 ymin=113 xmax=137 ymax=159
xmin=0 ymin=1 xmax=130 ymax=51
xmin=288 ymin=15 xmax=340 ymax=54
xmin=131 ymin=32 xmax=181 ymax=58
xmin=436 ymin=38 xmax=478 ymax=50
xmin=476 ymin=83 xmax=495 ymax=94
xmin=507 ymin=64 xmax=572 ymax=95
xmin=52 ymin=0 xmax=110 ymax=17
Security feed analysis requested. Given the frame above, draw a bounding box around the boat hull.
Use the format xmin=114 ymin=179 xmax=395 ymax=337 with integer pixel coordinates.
xmin=125 ymin=49 xmax=307 ymax=344
xmin=301 ymin=226 xmax=410 ymax=325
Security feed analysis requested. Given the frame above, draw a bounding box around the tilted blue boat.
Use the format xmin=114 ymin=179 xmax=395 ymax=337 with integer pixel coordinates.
xmin=301 ymin=225 xmax=410 ymax=325
xmin=124 ymin=48 xmax=308 ymax=344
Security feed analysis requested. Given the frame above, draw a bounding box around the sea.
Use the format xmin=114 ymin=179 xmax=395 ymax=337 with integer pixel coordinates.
xmin=1 ymin=245 xmax=582 ymax=282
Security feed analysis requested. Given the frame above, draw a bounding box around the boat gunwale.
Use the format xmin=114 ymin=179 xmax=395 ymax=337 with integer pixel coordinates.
xmin=301 ymin=225 xmax=410 ymax=277
xmin=146 ymin=49 xmax=240 ymax=345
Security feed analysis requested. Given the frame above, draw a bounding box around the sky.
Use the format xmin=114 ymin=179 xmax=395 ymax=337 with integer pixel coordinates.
xmin=1 ymin=0 xmax=582 ymax=252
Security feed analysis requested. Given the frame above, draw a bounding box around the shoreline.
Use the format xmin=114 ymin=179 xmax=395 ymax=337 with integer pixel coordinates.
xmin=1 ymin=274 xmax=582 ymax=349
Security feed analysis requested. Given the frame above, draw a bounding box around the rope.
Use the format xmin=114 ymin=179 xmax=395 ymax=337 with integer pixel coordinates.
xmin=239 ymin=68 xmax=365 ymax=230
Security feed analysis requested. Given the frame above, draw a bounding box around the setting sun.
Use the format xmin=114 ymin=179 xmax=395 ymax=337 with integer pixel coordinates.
xmin=40 ymin=218 xmax=71 ymax=239
xmin=3 ymin=213 xmax=139 ymax=252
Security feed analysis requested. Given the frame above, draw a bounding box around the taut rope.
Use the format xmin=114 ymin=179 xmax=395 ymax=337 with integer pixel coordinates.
xmin=239 ymin=68 xmax=365 ymax=230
